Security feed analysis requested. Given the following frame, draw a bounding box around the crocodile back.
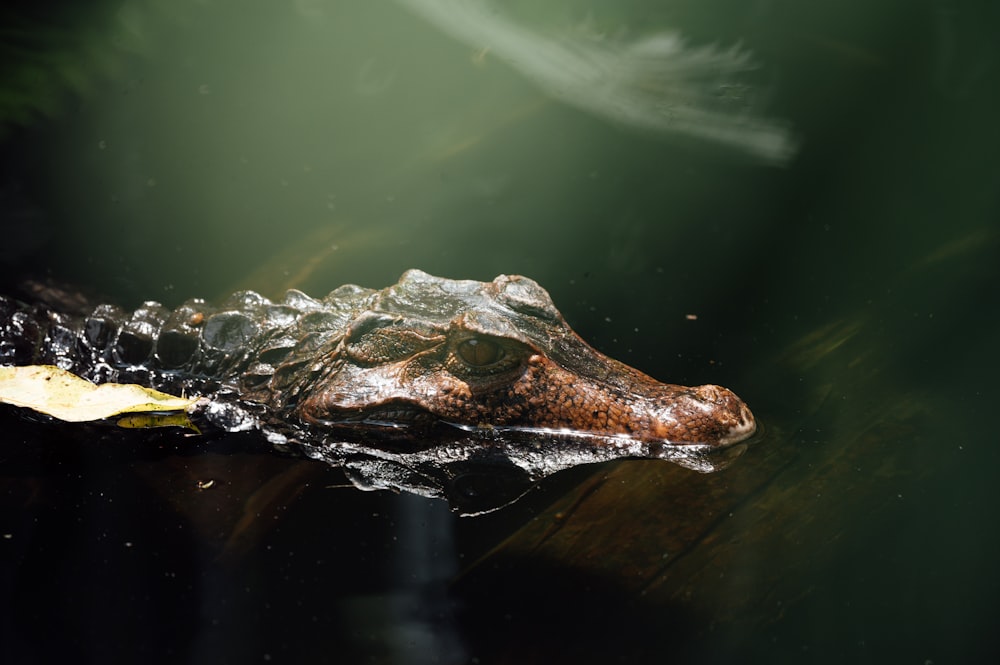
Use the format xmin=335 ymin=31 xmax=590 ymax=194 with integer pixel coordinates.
xmin=0 ymin=285 xmax=376 ymax=402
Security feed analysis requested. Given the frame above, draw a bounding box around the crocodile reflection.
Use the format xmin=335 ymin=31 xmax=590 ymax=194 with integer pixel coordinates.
xmin=0 ymin=270 xmax=755 ymax=514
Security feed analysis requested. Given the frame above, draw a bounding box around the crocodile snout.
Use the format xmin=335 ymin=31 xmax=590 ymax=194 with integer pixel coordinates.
xmin=694 ymin=384 xmax=757 ymax=445
xmin=645 ymin=383 xmax=756 ymax=446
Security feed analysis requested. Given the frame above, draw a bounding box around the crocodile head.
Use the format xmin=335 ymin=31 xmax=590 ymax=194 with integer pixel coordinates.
xmin=265 ymin=270 xmax=756 ymax=512
xmin=299 ymin=270 xmax=754 ymax=446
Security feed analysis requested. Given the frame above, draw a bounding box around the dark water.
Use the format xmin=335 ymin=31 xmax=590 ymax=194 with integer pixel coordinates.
xmin=2 ymin=1 xmax=999 ymax=663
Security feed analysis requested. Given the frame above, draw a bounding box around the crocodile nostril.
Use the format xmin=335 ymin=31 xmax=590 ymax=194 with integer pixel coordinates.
xmin=694 ymin=384 xmax=729 ymax=403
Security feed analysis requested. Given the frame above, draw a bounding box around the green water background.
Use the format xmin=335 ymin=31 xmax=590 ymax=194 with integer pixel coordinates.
xmin=1 ymin=0 xmax=998 ymax=663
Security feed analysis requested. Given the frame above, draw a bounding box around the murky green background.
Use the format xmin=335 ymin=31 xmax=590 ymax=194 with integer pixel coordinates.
xmin=2 ymin=0 xmax=998 ymax=663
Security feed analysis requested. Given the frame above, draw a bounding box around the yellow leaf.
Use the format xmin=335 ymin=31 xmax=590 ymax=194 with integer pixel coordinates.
xmin=0 ymin=364 xmax=196 ymax=424
xmin=116 ymin=411 xmax=200 ymax=432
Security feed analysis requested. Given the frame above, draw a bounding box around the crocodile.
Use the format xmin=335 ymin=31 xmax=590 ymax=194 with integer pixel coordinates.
xmin=0 ymin=270 xmax=756 ymax=514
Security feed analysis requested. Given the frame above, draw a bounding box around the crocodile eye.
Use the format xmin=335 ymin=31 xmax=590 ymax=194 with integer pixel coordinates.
xmin=456 ymin=337 xmax=504 ymax=367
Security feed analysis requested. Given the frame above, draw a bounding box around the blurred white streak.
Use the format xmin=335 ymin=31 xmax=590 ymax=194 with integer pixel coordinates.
xmin=395 ymin=0 xmax=797 ymax=165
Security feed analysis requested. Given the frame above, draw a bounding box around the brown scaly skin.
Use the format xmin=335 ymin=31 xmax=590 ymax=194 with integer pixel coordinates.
xmin=1 ymin=270 xmax=756 ymax=514
xmin=300 ymin=316 xmax=754 ymax=448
